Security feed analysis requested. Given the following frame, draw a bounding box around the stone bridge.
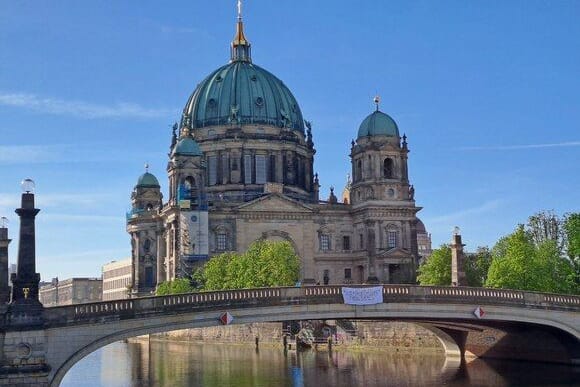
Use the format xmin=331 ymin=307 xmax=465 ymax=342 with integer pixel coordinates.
xmin=1 ymin=284 xmax=579 ymax=386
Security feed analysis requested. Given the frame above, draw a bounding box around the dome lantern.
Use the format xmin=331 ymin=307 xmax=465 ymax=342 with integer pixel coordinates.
xmin=231 ymin=0 xmax=251 ymax=63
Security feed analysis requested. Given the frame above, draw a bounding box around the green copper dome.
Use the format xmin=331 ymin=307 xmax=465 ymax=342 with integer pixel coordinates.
xmin=173 ymin=137 xmax=202 ymax=156
xmin=136 ymin=172 xmax=160 ymax=188
xmin=182 ymin=61 xmax=305 ymax=133
xmin=357 ymin=110 xmax=400 ymax=138
xmin=181 ymin=17 xmax=304 ymax=134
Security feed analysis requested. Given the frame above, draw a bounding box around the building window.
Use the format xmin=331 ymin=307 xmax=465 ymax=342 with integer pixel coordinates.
xmin=208 ymin=156 xmax=217 ymax=186
xmin=323 ymin=269 xmax=330 ymax=285
xmin=221 ymin=154 xmax=229 ymax=184
xmin=388 ymin=231 xmax=397 ymax=249
xmin=145 ymin=267 xmax=154 ymax=287
xmin=256 ymin=155 xmax=266 ymax=184
xmin=269 ymin=155 xmax=276 ymax=182
xmin=143 ymin=239 xmax=151 ymax=253
xmin=342 ymin=236 xmax=350 ymax=251
xmin=244 ymin=154 xmax=252 ymax=184
xmin=216 ymin=232 xmax=227 ymax=251
xmin=320 ymin=234 xmax=331 ymax=251
xmin=356 ymin=159 xmax=362 ymax=182
xmin=344 ymin=268 xmax=352 ymax=280
xmin=359 ymin=233 xmax=364 ymax=249
xmin=383 ymin=158 xmax=394 ymax=179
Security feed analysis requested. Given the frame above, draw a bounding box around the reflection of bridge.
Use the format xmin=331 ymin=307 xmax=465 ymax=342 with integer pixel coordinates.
xmin=1 ymin=284 xmax=578 ymax=386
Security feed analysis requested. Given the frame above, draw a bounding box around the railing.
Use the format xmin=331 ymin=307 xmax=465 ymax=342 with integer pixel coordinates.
xmin=44 ymin=285 xmax=580 ymax=327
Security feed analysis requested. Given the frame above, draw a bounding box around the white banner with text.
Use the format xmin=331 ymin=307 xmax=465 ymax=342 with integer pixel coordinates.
xmin=342 ymin=286 xmax=383 ymax=305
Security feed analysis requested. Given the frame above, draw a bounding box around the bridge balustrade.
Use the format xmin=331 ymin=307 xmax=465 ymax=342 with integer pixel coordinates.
xmin=42 ymin=285 xmax=580 ymax=328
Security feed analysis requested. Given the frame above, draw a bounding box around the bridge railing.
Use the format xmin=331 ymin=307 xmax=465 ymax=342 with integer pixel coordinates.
xmin=42 ymin=285 xmax=580 ymax=327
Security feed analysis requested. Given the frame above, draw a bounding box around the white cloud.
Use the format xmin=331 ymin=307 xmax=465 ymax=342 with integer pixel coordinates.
xmin=425 ymin=199 xmax=504 ymax=225
xmin=458 ymin=141 xmax=580 ymax=151
xmin=41 ymin=213 xmax=122 ymax=223
xmin=0 ymin=192 xmax=115 ymax=207
xmin=0 ymin=145 xmax=66 ymax=164
xmin=0 ymin=144 xmax=160 ymax=165
xmin=0 ymin=92 xmax=175 ymax=119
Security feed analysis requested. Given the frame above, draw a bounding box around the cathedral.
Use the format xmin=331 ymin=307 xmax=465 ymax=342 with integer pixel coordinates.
xmin=126 ymin=9 xmax=430 ymax=295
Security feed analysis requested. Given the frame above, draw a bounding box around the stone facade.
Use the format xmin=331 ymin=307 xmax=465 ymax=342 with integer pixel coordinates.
xmin=102 ymin=259 xmax=132 ymax=301
xmin=39 ymin=278 xmax=102 ymax=307
xmin=125 ymin=14 xmax=430 ymax=294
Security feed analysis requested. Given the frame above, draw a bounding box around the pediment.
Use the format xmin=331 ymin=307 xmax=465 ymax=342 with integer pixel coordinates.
xmin=237 ymin=193 xmax=314 ymax=213
xmin=377 ymin=247 xmax=413 ymax=258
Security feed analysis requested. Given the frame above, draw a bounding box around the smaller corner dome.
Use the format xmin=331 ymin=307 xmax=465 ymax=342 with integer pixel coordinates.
xmin=136 ymin=172 xmax=160 ymax=188
xmin=357 ymin=110 xmax=400 ymax=138
xmin=173 ymin=137 xmax=202 ymax=156
xmin=416 ymin=218 xmax=427 ymax=233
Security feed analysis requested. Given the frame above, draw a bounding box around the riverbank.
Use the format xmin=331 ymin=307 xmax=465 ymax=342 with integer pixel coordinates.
xmin=133 ymin=321 xmax=444 ymax=354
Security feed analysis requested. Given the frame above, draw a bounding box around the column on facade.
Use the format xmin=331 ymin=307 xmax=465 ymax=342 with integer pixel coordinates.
xmin=156 ymin=229 xmax=165 ymax=287
xmin=133 ymin=233 xmax=140 ymax=291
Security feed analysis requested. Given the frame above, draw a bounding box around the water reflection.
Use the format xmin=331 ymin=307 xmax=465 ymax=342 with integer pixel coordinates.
xmin=62 ymin=339 xmax=580 ymax=387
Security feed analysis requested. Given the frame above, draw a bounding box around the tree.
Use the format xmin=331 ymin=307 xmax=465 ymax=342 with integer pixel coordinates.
xmin=417 ymin=244 xmax=491 ymax=287
xmin=563 ymin=213 xmax=580 ymax=290
xmin=465 ymin=247 xmax=492 ymax=287
xmin=486 ymin=225 xmax=577 ymax=294
xmin=527 ymin=210 xmax=564 ymax=251
xmin=156 ymin=278 xmax=196 ymax=295
xmin=200 ymin=240 xmax=300 ymax=291
xmin=417 ymin=245 xmax=451 ymax=286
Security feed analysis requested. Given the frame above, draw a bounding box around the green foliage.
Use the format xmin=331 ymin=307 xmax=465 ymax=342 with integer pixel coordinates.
xmin=485 ymin=225 xmax=577 ymax=294
xmin=198 ymin=240 xmax=300 ymax=291
xmin=563 ymin=213 xmax=580 ymax=289
xmin=417 ymin=245 xmax=451 ymax=286
xmin=527 ymin=210 xmax=564 ymax=251
xmin=156 ymin=278 xmax=196 ymax=296
xmin=565 ymin=213 xmax=580 ymax=260
xmin=465 ymin=247 xmax=492 ymax=287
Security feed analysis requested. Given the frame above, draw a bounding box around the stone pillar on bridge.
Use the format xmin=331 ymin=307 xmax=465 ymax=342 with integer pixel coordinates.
xmin=8 ymin=179 xmax=44 ymax=326
xmin=0 ymin=180 xmax=49 ymax=386
xmin=451 ymin=226 xmax=467 ymax=287
xmin=0 ymin=218 xmax=11 ymax=304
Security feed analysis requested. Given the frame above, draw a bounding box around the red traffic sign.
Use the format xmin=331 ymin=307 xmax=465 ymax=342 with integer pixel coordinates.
xmin=473 ymin=306 xmax=485 ymax=319
xmin=219 ymin=312 xmax=234 ymax=325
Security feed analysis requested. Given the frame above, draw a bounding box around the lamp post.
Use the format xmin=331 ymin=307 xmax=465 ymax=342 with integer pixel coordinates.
xmin=8 ymin=179 xmax=44 ymax=327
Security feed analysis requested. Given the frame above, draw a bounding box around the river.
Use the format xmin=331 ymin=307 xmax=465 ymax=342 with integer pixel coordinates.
xmin=61 ymin=340 xmax=579 ymax=386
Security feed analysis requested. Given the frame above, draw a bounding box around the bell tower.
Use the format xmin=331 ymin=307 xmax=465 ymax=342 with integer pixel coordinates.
xmin=127 ymin=165 xmax=163 ymax=295
xmin=349 ymin=97 xmax=420 ymax=284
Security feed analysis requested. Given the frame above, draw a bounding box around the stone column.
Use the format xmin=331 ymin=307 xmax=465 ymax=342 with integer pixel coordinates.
xmin=0 ymin=224 xmax=11 ymax=304
xmin=8 ymin=187 xmax=44 ymax=328
xmin=451 ymin=227 xmax=467 ymax=286
xmin=156 ymin=229 xmax=166 ymax=286
xmin=11 ymin=193 xmax=41 ymax=305
xmin=366 ymin=223 xmax=378 ymax=283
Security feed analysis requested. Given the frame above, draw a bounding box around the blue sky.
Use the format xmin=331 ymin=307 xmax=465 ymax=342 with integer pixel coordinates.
xmin=1 ymin=1 xmax=579 ymax=280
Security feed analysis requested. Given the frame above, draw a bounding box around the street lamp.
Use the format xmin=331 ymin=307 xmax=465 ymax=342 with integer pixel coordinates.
xmin=21 ymin=179 xmax=35 ymax=194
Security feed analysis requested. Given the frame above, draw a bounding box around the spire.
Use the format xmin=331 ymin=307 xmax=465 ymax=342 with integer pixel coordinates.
xmin=231 ymin=0 xmax=252 ymax=62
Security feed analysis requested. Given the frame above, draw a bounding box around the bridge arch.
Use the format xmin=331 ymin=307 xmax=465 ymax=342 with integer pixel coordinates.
xmin=33 ymin=285 xmax=580 ymax=385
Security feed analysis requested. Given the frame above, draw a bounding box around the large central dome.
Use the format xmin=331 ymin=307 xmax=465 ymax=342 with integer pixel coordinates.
xmin=181 ymin=15 xmax=304 ymax=133
xmin=182 ymin=62 xmax=305 ymax=133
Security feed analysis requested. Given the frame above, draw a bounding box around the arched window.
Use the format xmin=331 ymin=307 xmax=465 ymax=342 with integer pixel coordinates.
xmin=216 ymin=231 xmax=228 ymax=251
xmin=387 ymin=229 xmax=398 ymax=249
xmin=356 ymin=159 xmax=362 ymax=182
xmin=143 ymin=239 xmax=151 ymax=253
xmin=319 ymin=234 xmax=331 ymax=251
xmin=383 ymin=158 xmax=394 ymax=178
